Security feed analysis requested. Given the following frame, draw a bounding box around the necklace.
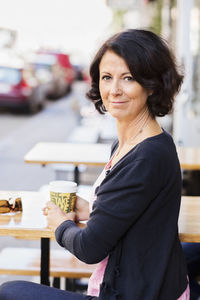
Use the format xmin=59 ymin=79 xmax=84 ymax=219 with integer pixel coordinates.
xmin=115 ymin=111 xmax=150 ymax=157
xmin=127 ymin=112 xmax=149 ymax=144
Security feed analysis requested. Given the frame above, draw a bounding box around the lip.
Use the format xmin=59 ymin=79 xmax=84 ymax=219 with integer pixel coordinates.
xmin=111 ymin=101 xmax=127 ymax=105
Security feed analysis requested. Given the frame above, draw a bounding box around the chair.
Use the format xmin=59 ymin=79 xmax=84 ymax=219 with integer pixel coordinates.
xmin=0 ymin=247 xmax=96 ymax=290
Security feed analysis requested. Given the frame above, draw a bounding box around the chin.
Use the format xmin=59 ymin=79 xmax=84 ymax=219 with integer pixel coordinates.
xmin=110 ymin=112 xmax=127 ymax=120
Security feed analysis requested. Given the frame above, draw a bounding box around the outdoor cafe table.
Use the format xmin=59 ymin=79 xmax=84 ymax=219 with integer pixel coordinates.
xmin=0 ymin=191 xmax=200 ymax=286
xmin=179 ymin=196 xmax=200 ymax=242
xmin=24 ymin=142 xmax=111 ymax=184
xmin=24 ymin=142 xmax=200 ymax=173
xmin=0 ymin=190 xmax=87 ymax=286
xmin=0 ymin=191 xmax=54 ymax=286
xmin=0 ymin=191 xmax=200 ymax=285
xmin=177 ymin=147 xmax=200 ymax=170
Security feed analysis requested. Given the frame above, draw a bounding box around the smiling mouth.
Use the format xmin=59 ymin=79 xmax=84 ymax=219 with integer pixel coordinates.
xmin=111 ymin=101 xmax=127 ymax=104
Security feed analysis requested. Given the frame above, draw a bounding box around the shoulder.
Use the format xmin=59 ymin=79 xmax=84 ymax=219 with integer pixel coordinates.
xmin=132 ymin=130 xmax=177 ymax=163
xmin=108 ymin=131 xmax=179 ymax=177
xmin=98 ymin=131 xmax=179 ymax=196
xmin=108 ymin=131 xmax=179 ymax=181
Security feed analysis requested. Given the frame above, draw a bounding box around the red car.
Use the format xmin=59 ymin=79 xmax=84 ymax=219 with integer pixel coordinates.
xmin=0 ymin=60 xmax=46 ymax=114
xmin=33 ymin=51 xmax=75 ymax=99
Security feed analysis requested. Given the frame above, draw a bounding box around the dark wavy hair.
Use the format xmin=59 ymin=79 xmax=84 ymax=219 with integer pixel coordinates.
xmin=86 ymin=29 xmax=183 ymax=118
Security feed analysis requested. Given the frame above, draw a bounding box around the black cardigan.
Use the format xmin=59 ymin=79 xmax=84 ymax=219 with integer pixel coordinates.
xmin=55 ymin=130 xmax=188 ymax=300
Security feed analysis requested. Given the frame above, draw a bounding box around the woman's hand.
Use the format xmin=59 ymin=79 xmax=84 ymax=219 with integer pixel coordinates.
xmin=43 ymin=195 xmax=90 ymax=231
xmin=43 ymin=201 xmax=75 ymax=232
xmin=74 ymin=195 xmax=90 ymax=222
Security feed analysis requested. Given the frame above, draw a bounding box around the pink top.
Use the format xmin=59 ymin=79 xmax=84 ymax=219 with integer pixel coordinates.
xmin=87 ymin=155 xmax=190 ymax=299
xmin=177 ymin=280 xmax=190 ymax=300
xmin=87 ymin=159 xmax=111 ymax=297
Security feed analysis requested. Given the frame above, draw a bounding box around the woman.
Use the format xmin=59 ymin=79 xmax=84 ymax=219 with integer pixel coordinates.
xmin=0 ymin=29 xmax=189 ymax=300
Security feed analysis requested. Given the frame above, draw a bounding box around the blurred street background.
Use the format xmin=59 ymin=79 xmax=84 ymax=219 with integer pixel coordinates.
xmin=0 ymin=0 xmax=200 ymax=287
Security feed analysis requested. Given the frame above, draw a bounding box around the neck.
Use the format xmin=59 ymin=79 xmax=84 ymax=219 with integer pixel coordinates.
xmin=116 ymin=107 xmax=151 ymax=146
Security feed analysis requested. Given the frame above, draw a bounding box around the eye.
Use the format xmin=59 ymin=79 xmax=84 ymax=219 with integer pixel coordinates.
xmin=101 ymin=75 xmax=111 ymax=81
xmin=124 ymin=76 xmax=134 ymax=81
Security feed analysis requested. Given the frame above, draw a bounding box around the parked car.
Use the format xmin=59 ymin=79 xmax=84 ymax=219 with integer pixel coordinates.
xmin=0 ymin=54 xmax=46 ymax=114
xmin=31 ymin=50 xmax=75 ymax=100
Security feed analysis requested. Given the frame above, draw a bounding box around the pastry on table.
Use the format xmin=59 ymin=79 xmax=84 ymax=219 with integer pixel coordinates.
xmin=0 ymin=200 xmax=10 ymax=213
xmin=0 ymin=197 xmax=23 ymax=213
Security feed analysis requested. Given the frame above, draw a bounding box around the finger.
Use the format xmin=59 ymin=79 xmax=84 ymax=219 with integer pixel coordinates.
xmin=42 ymin=207 xmax=49 ymax=216
xmin=46 ymin=201 xmax=57 ymax=209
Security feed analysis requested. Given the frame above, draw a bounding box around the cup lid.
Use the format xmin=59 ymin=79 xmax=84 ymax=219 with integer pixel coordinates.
xmin=49 ymin=180 xmax=77 ymax=193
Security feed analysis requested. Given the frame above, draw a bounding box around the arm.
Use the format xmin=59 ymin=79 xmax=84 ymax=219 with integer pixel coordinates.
xmin=55 ymin=157 xmax=161 ymax=264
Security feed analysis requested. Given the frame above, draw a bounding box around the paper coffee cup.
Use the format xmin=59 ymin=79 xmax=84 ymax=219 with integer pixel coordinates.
xmin=49 ymin=181 xmax=77 ymax=213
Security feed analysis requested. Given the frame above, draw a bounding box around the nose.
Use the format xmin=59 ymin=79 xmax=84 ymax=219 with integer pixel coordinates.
xmin=110 ymin=80 xmax=122 ymax=96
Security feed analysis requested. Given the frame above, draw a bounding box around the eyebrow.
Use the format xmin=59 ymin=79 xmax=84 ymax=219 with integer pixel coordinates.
xmin=100 ymin=71 xmax=132 ymax=75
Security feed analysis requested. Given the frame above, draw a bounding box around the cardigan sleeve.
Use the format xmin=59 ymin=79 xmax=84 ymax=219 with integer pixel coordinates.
xmin=55 ymin=156 xmax=162 ymax=264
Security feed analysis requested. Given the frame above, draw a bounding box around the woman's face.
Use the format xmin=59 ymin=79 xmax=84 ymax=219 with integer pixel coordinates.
xmin=99 ymin=50 xmax=150 ymax=122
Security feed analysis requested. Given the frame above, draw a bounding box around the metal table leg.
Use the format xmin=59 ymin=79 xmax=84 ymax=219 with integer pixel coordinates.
xmin=74 ymin=166 xmax=80 ymax=185
xmin=40 ymin=237 xmax=50 ymax=286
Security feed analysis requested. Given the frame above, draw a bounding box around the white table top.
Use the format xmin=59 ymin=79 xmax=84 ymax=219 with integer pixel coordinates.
xmin=24 ymin=142 xmax=111 ymax=166
xmin=24 ymin=142 xmax=200 ymax=171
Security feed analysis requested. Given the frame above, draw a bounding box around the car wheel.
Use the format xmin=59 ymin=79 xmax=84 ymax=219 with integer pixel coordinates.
xmin=65 ymin=84 xmax=72 ymax=95
xmin=26 ymin=99 xmax=40 ymax=115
